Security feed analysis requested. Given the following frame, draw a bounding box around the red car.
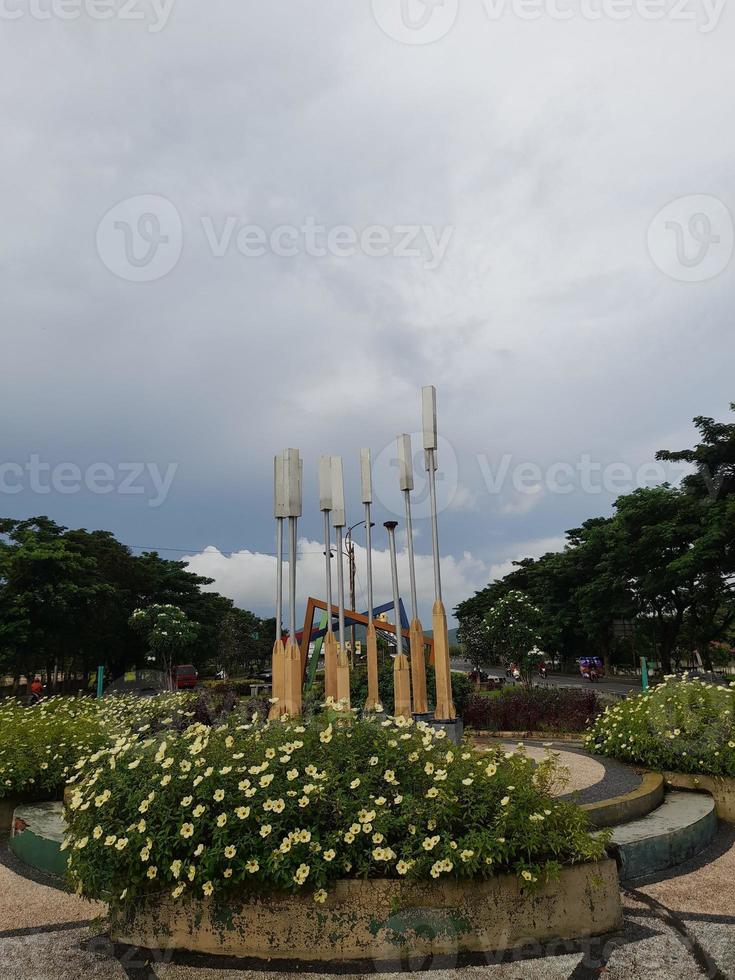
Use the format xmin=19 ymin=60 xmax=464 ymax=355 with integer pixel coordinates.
xmin=175 ymin=664 xmax=198 ymax=690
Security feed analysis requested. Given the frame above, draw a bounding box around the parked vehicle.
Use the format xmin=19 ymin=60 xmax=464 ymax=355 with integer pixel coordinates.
xmin=175 ymin=664 xmax=198 ymax=690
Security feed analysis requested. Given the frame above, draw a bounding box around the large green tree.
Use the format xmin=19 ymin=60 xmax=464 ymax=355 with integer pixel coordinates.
xmin=456 ymin=404 xmax=735 ymax=674
xmin=0 ymin=517 xmax=270 ymax=689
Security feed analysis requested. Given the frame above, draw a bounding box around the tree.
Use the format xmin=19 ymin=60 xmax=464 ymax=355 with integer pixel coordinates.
xmin=0 ymin=517 xmax=106 ymax=689
xmin=456 ymin=613 xmax=492 ymax=670
xmin=129 ymin=604 xmax=198 ymax=688
xmin=657 ymin=403 xmax=735 ymax=502
xmin=456 ymin=404 xmax=735 ymax=676
xmin=483 ymin=591 xmax=543 ymax=686
xmin=0 ymin=517 xmax=271 ymax=688
xmin=213 ymin=608 xmax=273 ymax=678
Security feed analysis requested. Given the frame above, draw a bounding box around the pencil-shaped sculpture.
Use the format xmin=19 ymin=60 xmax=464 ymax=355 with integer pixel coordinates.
xmin=384 ymin=521 xmax=412 ymax=719
xmin=331 ymin=456 xmax=351 ymax=710
xmin=422 ymin=386 xmax=456 ymax=720
xmin=361 ymin=449 xmax=381 ymax=711
xmin=397 ymin=433 xmax=429 ymax=715
xmin=282 ymin=448 xmax=303 ymax=718
xmin=319 ymin=456 xmax=338 ymax=703
xmin=269 ymin=453 xmax=287 ymax=720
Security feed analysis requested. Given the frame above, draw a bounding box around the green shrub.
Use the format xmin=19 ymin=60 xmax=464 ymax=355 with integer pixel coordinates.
xmin=64 ymin=713 xmax=606 ymax=909
xmin=584 ymin=678 xmax=735 ymax=777
xmin=0 ymin=693 xmax=196 ymax=801
xmin=349 ymin=660 xmax=473 ymax=716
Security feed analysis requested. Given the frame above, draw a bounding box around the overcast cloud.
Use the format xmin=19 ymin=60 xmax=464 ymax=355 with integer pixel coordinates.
xmin=2 ymin=1 xmax=733 ymax=623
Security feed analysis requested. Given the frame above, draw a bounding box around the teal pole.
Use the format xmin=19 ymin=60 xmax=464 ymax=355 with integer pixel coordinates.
xmin=640 ymin=656 xmax=649 ymax=691
xmin=96 ymin=666 xmax=104 ymax=699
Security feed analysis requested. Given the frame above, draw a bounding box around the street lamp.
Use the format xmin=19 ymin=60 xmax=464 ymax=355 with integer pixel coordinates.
xmin=345 ymin=519 xmax=375 ymax=660
xmin=325 ymin=519 xmax=375 ymax=664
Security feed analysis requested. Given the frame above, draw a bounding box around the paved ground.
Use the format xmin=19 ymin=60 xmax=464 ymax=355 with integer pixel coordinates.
xmin=474 ymin=737 xmax=643 ymax=805
xmin=2 ymin=823 xmax=734 ymax=980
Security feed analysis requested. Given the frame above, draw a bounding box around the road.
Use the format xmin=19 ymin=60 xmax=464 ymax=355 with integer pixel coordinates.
xmin=451 ymin=660 xmax=643 ymax=697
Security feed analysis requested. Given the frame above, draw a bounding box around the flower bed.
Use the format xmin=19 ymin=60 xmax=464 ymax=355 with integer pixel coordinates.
xmin=584 ymin=678 xmax=735 ymax=777
xmin=464 ymin=687 xmax=602 ymax=734
xmin=63 ymin=713 xmax=607 ymax=910
xmin=0 ymin=693 xmax=196 ymax=806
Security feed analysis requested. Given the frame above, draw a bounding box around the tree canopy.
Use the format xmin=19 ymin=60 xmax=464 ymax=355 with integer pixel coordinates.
xmin=456 ymin=405 xmax=735 ymax=673
xmin=0 ymin=517 xmax=273 ymax=688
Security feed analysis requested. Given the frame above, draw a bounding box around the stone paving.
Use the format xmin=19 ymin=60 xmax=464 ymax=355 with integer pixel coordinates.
xmin=2 ymin=824 xmax=734 ymax=979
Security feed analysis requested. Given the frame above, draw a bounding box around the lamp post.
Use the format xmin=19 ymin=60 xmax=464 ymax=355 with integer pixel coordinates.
xmin=331 ymin=456 xmax=351 ymax=709
xmin=397 ymin=433 xmax=429 ymax=715
xmin=319 ymin=455 xmax=338 ymax=702
xmin=361 ymin=448 xmax=381 ymax=711
xmin=345 ymin=517 xmax=375 ymax=661
xmin=422 ymin=386 xmax=456 ymax=721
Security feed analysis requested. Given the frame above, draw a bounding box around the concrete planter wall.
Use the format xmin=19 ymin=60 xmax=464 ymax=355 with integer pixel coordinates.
xmin=1 ymin=789 xmax=65 ymax=833
xmin=0 ymin=797 xmax=19 ymax=834
xmin=664 ymin=771 xmax=735 ymax=823
xmin=111 ymin=859 xmax=622 ymax=963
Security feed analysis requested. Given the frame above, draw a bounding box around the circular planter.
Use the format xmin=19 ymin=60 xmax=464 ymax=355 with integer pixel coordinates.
xmin=111 ymin=858 xmax=622 ymax=963
xmin=664 ymin=771 xmax=735 ymax=823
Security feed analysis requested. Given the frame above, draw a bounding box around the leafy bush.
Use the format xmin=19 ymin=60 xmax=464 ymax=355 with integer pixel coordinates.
xmin=0 ymin=693 xmax=196 ymax=801
xmin=464 ymin=687 xmax=602 ymax=733
xmin=349 ymin=659 xmax=473 ymax=716
xmin=201 ymin=679 xmax=266 ymax=696
xmin=584 ymin=678 xmax=735 ymax=777
xmin=64 ymin=713 xmax=605 ymax=909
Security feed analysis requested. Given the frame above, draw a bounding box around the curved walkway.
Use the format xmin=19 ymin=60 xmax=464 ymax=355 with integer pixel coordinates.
xmin=474 ymin=736 xmax=643 ymax=805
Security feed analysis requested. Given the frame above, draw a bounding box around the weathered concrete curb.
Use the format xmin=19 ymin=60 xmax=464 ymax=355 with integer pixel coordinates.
xmin=111 ymin=860 xmax=622 ymax=962
xmin=605 ymin=791 xmax=717 ymax=881
xmin=663 ymin=771 xmax=735 ymax=823
xmin=582 ymin=772 xmax=664 ymax=829
xmin=471 ymin=732 xmax=583 ymax=742
xmin=9 ymin=801 xmax=67 ymax=878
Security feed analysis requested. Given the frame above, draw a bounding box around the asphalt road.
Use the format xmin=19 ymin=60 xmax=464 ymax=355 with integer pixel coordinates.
xmin=451 ymin=660 xmax=643 ymax=696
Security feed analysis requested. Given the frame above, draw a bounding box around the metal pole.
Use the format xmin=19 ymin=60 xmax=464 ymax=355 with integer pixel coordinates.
xmin=403 ymin=489 xmax=419 ymax=622
xmin=275 ymin=518 xmax=283 ymax=642
xmin=331 ymin=456 xmax=347 ymax=654
xmin=274 ymin=453 xmax=287 ymax=642
xmin=365 ymin=503 xmax=374 ymax=622
xmin=335 ymin=527 xmax=346 ymax=651
xmin=384 ymin=521 xmax=403 ymax=657
xmin=288 ymin=516 xmax=297 ymax=645
xmin=348 ymin=531 xmax=356 ymax=658
xmin=323 ymin=511 xmax=333 ymax=620
xmin=426 ymin=448 xmax=442 ymax=602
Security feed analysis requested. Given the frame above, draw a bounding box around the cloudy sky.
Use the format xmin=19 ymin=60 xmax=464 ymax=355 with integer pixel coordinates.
xmin=2 ymin=0 xmax=734 ymax=624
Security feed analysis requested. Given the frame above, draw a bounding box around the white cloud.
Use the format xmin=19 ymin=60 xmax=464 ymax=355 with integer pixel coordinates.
xmin=183 ymin=533 xmax=566 ymax=626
